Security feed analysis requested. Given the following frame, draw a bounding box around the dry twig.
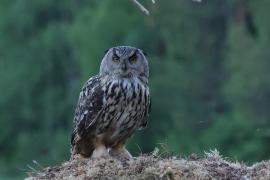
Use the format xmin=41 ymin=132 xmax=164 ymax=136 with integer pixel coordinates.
xmin=129 ymin=0 xmax=155 ymax=16
xmin=130 ymin=0 xmax=202 ymax=16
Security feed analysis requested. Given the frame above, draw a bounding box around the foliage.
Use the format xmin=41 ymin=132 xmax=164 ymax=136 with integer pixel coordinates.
xmin=0 ymin=0 xmax=269 ymax=178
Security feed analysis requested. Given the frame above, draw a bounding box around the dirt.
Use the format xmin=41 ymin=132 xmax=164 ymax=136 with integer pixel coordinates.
xmin=25 ymin=150 xmax=270 ymax=180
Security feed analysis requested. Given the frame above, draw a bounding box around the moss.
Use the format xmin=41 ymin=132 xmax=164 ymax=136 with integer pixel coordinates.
xmin=25 ymin=150 xmax=270 ymax=180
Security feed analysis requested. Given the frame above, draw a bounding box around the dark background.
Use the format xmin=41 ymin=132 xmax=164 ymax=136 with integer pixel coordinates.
xmin=0 ymin=0 xmax=270 ymax=179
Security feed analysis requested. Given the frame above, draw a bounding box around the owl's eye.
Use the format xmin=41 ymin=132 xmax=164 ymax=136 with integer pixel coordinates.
xmin=112 ymin=55 xmax=120 ymax=63
xmin=129 ymin=55 xmax=137 ymax=64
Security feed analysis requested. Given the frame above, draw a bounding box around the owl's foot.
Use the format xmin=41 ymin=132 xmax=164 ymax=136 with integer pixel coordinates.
xmin=91 ymin=145 xmax=110 ymax=159
xmin=109 ymin=145 xmax=132 ymax=163
xmin=70 ymin=153 xmax=87 ymax=161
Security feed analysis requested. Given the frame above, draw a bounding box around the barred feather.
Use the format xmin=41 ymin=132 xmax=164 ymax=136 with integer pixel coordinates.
xmin=71 ymin=74 xmax=150 ymax=156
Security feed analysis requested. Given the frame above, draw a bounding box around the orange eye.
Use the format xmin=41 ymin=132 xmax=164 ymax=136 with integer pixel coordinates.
xmin=129 ymin=55 xmax=137 ymax=64
xmin=112 ymin=55 xmax=120 ymax=63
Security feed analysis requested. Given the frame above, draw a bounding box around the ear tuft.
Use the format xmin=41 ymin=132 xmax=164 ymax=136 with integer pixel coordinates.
xmin=142 ymin=51 xmax=147 ymax=56
xmin=104 ymin=49 xmax=109 ymax=54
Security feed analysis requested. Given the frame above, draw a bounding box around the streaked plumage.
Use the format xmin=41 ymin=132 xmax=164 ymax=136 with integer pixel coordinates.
xmin=71 ymin=46 xmax=150 ymax=160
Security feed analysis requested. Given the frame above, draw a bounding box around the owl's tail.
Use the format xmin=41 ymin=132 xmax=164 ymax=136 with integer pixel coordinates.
xmin=70 ymin=130 xmax=95 ymax=159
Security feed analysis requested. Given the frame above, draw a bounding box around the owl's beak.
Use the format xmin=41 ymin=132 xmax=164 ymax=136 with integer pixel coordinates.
xmin=119 ymin=61 xmax=132 ymax=78
xmin=121 ymin=61 xmax=128 ymax=72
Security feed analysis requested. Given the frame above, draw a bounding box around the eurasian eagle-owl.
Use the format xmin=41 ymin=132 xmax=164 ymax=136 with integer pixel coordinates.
xmin=71 ymin=46 xmax=151 ymax=161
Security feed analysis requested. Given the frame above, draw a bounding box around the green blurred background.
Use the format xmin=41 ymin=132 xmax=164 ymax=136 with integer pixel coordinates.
xmin=1 ymin=0 xmax=270 ymax=179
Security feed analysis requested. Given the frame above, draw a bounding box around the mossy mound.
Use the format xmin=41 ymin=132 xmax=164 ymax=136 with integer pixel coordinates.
xmin=26 ymin=150 xmax=270 ymax=180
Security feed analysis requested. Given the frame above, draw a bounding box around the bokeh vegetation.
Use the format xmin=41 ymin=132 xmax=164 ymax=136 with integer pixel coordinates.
xmin=0 ymin=0 xmax=270 ymax=179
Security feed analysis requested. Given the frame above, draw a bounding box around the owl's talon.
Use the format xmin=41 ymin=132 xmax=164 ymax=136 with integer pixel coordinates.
xmin=91 ymin=145 xmax=110 ymax=159
xmin=109 ymin=146 xmax=132 ymax=163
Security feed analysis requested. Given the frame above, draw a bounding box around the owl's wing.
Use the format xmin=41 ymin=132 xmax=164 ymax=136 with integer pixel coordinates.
xmin=73 ymin=75 xmax=104 ymax=138
xmin=140 ymin=95 xmax=151 ymax=129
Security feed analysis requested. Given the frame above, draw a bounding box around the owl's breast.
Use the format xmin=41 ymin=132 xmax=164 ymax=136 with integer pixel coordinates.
xmin=99 ymin=78 xmax=149 ymax=142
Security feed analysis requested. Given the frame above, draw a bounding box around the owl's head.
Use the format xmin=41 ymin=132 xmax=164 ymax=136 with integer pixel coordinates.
xmin=99 ymin=46 xmax=149 ymax=79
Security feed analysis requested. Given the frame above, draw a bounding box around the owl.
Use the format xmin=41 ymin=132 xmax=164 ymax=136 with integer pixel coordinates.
xmin=71 ymin=46 xmax=151 ymax=161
